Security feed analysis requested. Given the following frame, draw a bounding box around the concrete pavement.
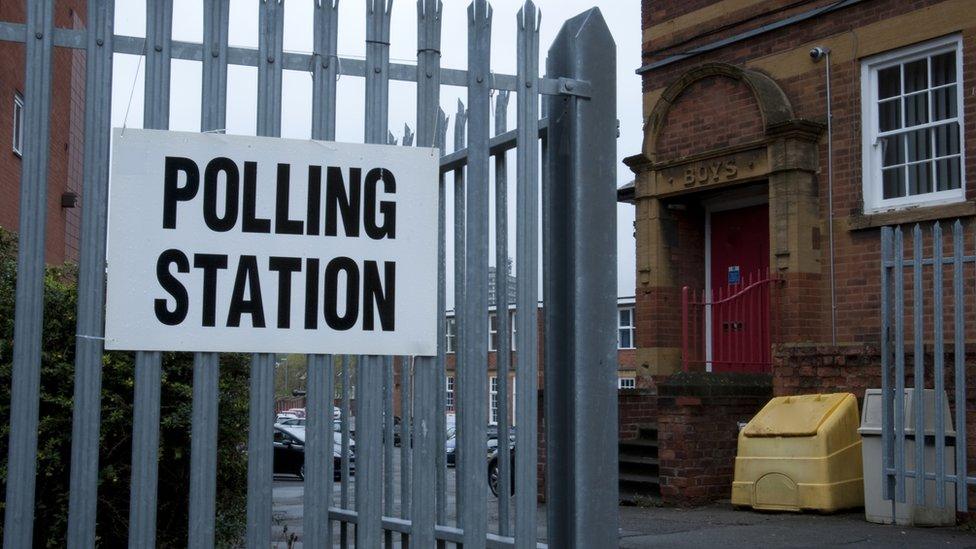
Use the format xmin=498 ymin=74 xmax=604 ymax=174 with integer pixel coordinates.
xmin=269 ymin=448 xmax=974 ymax=548
xmin=618 ymin=503 xmax=975 ymax=548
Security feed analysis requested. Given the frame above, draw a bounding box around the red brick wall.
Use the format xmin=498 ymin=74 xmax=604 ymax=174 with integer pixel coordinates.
xmin=638 ymin=0 xmax=976 ymax=348
xmin=0 ymin=2 xmax=87 ymax=266
xmin=655 ymin=76 xmax=765 ymax=162
xmin=618 ymin=388 xmax=657 ymax=441
xmin=444 ymin=306 xmax=636 ymax=417
xmin=537 ymin=388 xmax=659 ymax=502
xmin=638 ymin=287 xmax=679 ymax=350
xmin=645 ymin=0 xmax=837 ymax=60
xmin=773 ymin=271 xmax=823 ymax=345
xmin=637 ymin=207 xmax=705 ymax=355
xmin=64 ymin=9 xmax=85 ymax=263
xmin=773 ymin=343 xmax=976 ymax=510
xmin=655 ymin=374 xmax=772 ymax=506
xmin=618 ymin=347 xmax=637 ymax=370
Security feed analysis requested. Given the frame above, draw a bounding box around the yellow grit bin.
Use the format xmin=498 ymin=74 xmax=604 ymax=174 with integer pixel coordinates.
xmin=732 ymin=393 xmax=864 ymax=512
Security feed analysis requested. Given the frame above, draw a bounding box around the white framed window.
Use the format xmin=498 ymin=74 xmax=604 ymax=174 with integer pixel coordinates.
xmin=618 ymin=377 xmax=636 ymax=390
xmin=861 ymin=35 xmax=965 ymax=213
xmin=445 ymin=317 xmax=456 ymax=354
xmin=446 ymin=375 xmax=455 ymax=411
xmin=12 ymin=93 xmax=24 ymax=157
xmin=511 ymin=381 xmax=516 ymax=426
xmin=489 ymin=312 xmax=517 ymax=352
xmin=489 ymin=313 xmax=498 ymax=352
xmin=489 ymin=376 xmax=499 ymax=425
xmin=618 ymin=307 xmax=635 ymax=349
xmin=510 ymin=311 xmax=516 ymax=351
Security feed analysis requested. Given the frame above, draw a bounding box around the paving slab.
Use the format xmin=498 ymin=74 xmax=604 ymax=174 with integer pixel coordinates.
xmin=619 ymin=503 xmax=976 ymax=548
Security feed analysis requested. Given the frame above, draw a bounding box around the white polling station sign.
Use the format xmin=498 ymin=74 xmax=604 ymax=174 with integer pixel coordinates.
xmin=105 ymin=128 xmax=438 ymax=355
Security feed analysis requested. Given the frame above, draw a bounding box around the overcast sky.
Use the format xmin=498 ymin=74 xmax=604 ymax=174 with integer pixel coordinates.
xmin=110 ymin=0 xmax=639 ymax=304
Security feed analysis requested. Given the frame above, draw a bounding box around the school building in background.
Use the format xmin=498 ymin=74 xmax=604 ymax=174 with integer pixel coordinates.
xmin=443 ymin=297 xmax=637 ymax=426
xmin=0 ymin=1 xmax=86 ymax=264
xmin=617 ymin=0 xmax=976 ymax=506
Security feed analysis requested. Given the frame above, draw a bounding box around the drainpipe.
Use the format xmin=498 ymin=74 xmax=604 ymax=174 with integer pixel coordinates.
xmin=811 ymin=46 xmax=837 ymax=345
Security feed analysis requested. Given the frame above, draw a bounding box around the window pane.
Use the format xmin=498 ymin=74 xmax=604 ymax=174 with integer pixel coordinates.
xmin=904 ymin=92 xmax=929 ymax=127
xmin=882 ymin=135 xmax=905 ymax=167
xmin=619 ymin=328 xmax=631 ymax=349
xmin=904 ymin=58 xmax=928 ymax=93
xmin=935 ymin=122 xmax=960 ymax=156
xmin=878 ymin=66 xmax=901 ymax=99
xmin=883 ymin=167 xmax=906 ymax=199
xmin=908 ymin=161 xmax=933 ymax=195
xmin=618 ymin=309 xmax=627 ymax=326
xmin=12 ymin=96 xmax=22 ymax=154
xmin=878 ymin=99 xmax=901 ymax=132
xmin=932 ymin=85 xmax=957 ymax=121
xmin=932 ymin=51 xmax=956 ymax=86
xmin=936 ymin=157 xmax=962 ymax=191
xmin=907 ymin=128 xmax=931 ymax=162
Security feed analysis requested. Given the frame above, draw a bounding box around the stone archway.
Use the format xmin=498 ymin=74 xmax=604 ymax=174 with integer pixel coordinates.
xmin=624 ymin=62 xmax=824 ymax=380
xmin=642 ymin=63 xmax=797 ymax=162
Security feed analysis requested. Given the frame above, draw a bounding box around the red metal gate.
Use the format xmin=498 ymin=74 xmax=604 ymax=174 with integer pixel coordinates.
xmin=681 ymin=271 xmax=778 ymax=374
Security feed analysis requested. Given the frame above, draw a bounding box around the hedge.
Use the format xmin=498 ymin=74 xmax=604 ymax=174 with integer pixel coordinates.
xmin=0 ymin=228 xmax=250 ymax=547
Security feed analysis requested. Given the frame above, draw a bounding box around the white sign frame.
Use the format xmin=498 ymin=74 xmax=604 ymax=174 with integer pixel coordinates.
xmin=105 ymin=128 xmax=438 ymax=356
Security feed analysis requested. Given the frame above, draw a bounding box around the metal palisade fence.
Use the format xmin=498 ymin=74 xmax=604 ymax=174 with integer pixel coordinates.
xmin=0 ymin=1 xmax=618 ymax=548
xmin=880 ymin=221 xmax=974 ymax=517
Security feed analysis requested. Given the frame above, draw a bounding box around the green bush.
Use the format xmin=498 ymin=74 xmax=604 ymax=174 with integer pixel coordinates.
xmin=0 ymin=228 xmax=250 ymax=547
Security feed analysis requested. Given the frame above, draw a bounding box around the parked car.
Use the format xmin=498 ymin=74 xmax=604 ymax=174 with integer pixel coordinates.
xmin=273 ymin=425 xmax=354 ymax=481
xmin=446 ymin=426 xmax=515 ymax=469
xmin=445 ymin=426 xmax=457 ymax=467
xmin=488 ymin=443 xmax=515 ymax=497
xmin=388 ymin=415 xmax=402 ymax=447
xmin=275 ymin=412 xmax=299 ymax=424
xmin=277 ymin=417 xmax=306 ymax=427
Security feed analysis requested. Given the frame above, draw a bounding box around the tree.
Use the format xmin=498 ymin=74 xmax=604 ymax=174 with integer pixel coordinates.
xmin=0 ymin=229 xmax=250 ymax=547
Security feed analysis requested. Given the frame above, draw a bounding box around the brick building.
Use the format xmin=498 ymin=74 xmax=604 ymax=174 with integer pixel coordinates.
xmin=0 ymin=2 xmax=86 ymax=265
xmin=443 ymin=297 xmax=637 ymax=425
xmin=619 ymin=0 xmax=976 ymax=506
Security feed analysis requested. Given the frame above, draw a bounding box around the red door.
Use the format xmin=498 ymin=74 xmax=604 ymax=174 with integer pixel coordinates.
xmin=709 ymin=204 xmax=770 ymax=373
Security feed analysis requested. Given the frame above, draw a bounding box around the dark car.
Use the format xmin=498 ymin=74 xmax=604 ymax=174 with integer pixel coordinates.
xmin=448 ymin=426 xmax=516 ymax=471
xmin=488 ymin=442 xmax=516 ymax=497
xmin=387 ymin=415 xmax=402 ymax=447
xmin=445 ymin=427 xmax=456 ymax=466
xmin=273 ymin=425 xmax=354 ymax=481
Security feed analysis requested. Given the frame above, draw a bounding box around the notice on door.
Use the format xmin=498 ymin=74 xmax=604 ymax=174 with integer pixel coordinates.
xmin=105 ymin=128 xmax=438 ymax=355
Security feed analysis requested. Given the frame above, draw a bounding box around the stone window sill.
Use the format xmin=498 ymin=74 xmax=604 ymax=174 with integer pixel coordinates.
xmin=845 ymin=201 xmax=976 ymax=231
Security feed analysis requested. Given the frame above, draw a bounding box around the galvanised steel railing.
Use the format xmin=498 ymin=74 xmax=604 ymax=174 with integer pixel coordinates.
xmin=0 ymin=1 xmax=618 ymax=548
xmin=881 ymin=221 xmax=974 ymax=517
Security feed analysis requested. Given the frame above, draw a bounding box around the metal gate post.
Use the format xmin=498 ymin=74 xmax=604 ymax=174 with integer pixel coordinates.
xmin=187 ymin=3 xmax=229 ymax=547
xmin=358 ymin=2 xmax=393 ymax=546
xmin=3 ymin=3 xmax=54 ymax=548
xmin=129 ymin=2 xmax=173 ymax=547
xmin=412 ymin=2 xmax=443 ymax=545
xmin=544 ymin=8 xmax=618 ymax=548
xmin=66 ymin=1 xmax=114 ymax=547
xmin=246 ymin=2 xmax=284 ymax=547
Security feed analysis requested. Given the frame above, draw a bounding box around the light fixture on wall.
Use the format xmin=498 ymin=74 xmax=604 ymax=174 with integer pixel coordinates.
xmin=60 ymin=191 xmax=78 ymax=209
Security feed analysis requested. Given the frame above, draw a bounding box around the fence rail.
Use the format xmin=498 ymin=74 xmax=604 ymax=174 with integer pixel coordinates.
xmin=0 ymin=0 xmax=617 ymax=547
xmin=681 ymin=272 xmax=777 ymax=374
xmin=881 ymin=221 xmax=975 ymax=515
